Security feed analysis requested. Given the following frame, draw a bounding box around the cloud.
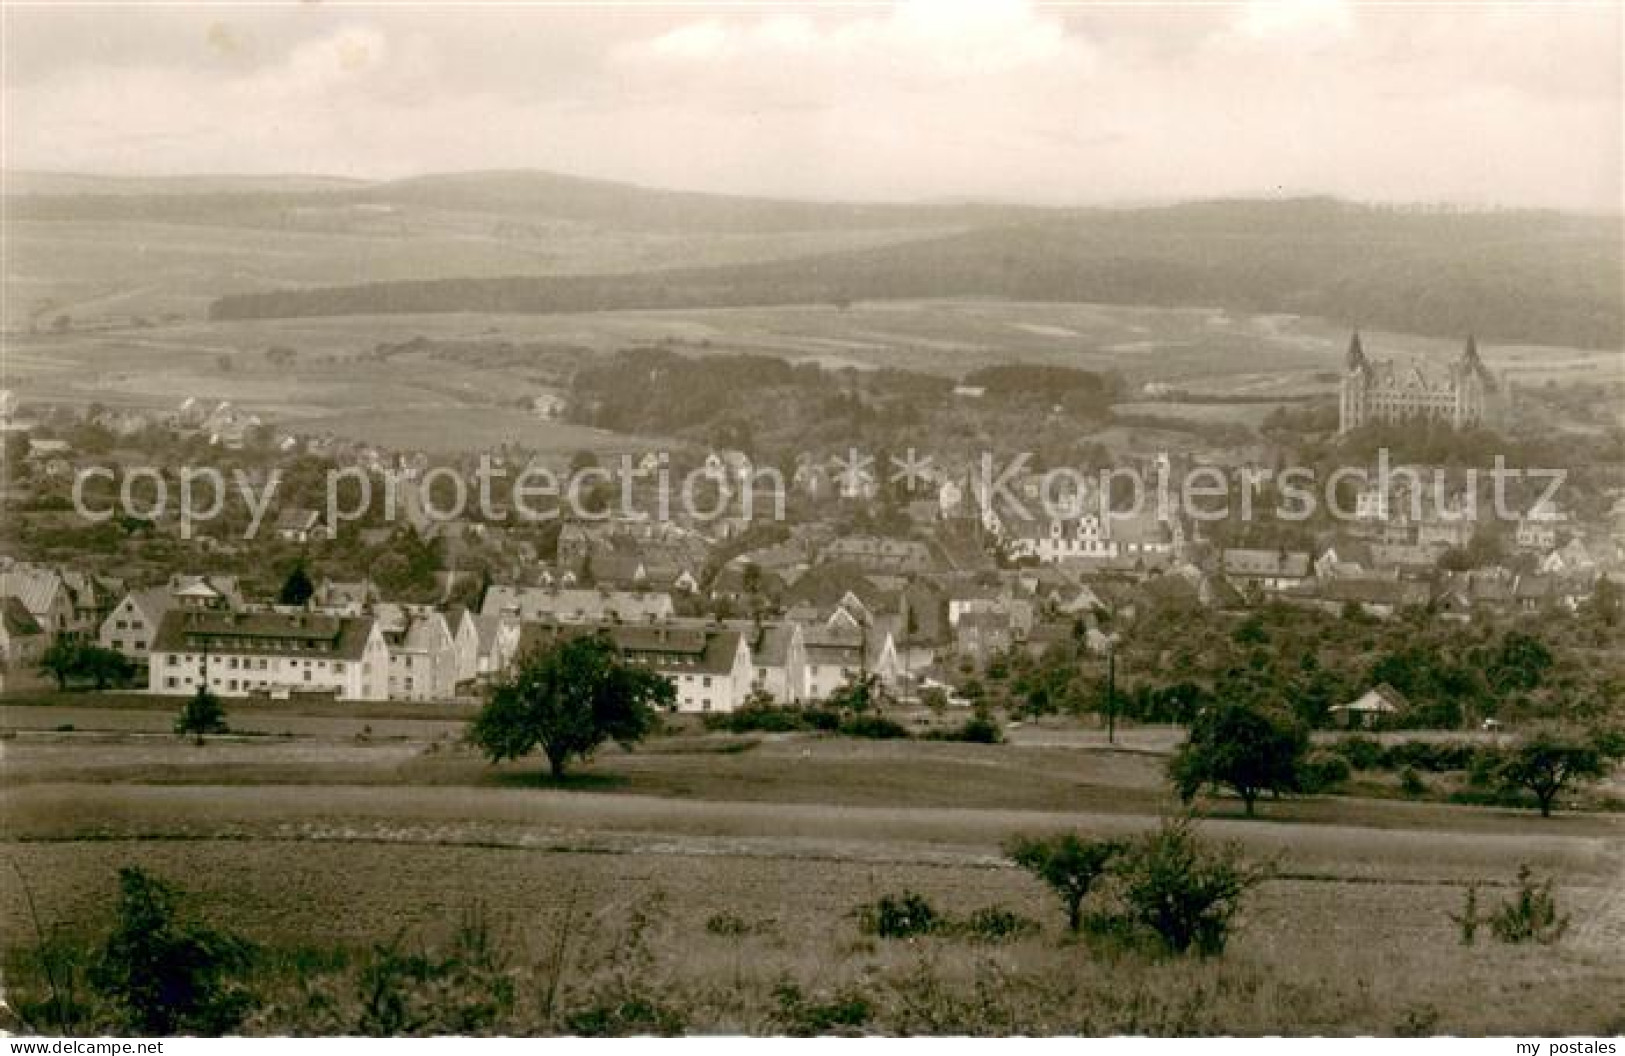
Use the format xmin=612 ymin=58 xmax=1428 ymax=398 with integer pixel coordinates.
xmin=1 ymin=2 xmax=1617 ymax=210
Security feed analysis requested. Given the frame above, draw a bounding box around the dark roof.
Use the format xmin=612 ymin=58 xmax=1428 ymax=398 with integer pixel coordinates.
xmin=515 ymin=620 xmax=744 ymax=676
xmin=151 ymin=610 xmax=376 ymax=661
xmin=2 ymin=596 xmax=43 ymax=637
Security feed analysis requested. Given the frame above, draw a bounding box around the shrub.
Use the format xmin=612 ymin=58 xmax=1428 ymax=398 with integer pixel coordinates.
xmin=772 ymin=981 xmax=873 ymax=1036
xmin=839 ymin=714 xmax=911 ymax=740
xmin=1297 ymin=751 xmax=1351 ymax=793
xmin=703 ymin=912 xmax=754 ymax=937
xmin=1329 ymin=734 xmax=1384 ymax=770
xmin=705 ymin=705 xmax=807 ymax=734
xmin=90 ymin=867 xmax=256 ymax=1035
xmin=957 ymin=906 xmax=1039 ymax=943
xmin=1448 ymin=884 xmax=1482 ymax=946
xmin=1489 ymin=865 xmax=1569 ymax=945
xmin=1117 ymin=816 xmax=1265 ymax=956
xmin=1399 ymin=766 xmax=1428 ymax=797
xmin=936 ymin=716 xmax=1004 ymax=744
xmin=855 ymin=891 xmax=940 ymax=939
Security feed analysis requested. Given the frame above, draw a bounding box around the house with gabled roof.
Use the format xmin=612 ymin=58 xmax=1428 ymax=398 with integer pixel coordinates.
xmin=1 ymin=597 xmax=46 ymax=669
xmin=1330 ymin=684 xmax=1407 ymax=729
xmin=516 ymin=620 xmax=755 ymax=713
xmin=100 ymin=587 xmax=174 ymax=671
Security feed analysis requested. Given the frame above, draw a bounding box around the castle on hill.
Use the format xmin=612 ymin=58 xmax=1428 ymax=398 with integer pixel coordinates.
xmin=1337 ymin=331 xmax=1508 ymax=435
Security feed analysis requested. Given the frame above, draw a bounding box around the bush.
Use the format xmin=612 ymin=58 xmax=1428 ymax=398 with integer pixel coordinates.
xmin=1399 ymin=766 xmax=1428 ymax=797
xmin=1489 ymin=865 xmax=1569 ymax=945
xmin=956 ymin=906 xmax=1039 ymax=943
xmin=772 ymin=981 xmax=873 ymax=1036
xmin=1117 ymin=816 xmax=1265 ymax=956
xmin=1297 ymin=750 xmax=1351 ymax=793
xmin=91 ymin=867 xmax=256 ymax=1035
xmin=924 ymin=716 xmax=1004 ymax=744
xmin=1329 ymin=734 xmax=1384 ymax=771
xmin=855 ymin=891 xmax=940 ymax=939
xmin=704 ymin=706 xmax=807 ymax=734
xmin=839 ymin=714 xmax=911 ymax=740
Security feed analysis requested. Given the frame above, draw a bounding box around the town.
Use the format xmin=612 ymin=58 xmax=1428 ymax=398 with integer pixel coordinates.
xmin=4 ymin=332 xmax=1622 ymax=726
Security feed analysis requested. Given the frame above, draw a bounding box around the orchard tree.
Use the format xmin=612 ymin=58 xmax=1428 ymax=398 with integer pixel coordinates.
xmin=1007 ymin=831 xmax=1126 ymax=933
xmin=1496 ymin=726 xmax=1623 ymax=817
xmin=1169 ymin=698 xmax=1308 ymax=817
xmin=468 ymin=633 xmax=672 ymax=779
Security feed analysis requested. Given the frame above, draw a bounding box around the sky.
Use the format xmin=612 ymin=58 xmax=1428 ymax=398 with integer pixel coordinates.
xmin=2 ymin=1 xmax=1620 ymax=211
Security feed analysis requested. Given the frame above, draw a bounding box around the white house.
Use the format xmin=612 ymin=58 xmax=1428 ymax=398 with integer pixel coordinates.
xmin=148 ymin=610 xmax=388 ymax=700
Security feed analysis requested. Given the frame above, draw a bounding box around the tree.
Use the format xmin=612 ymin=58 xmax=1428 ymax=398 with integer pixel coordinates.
xmin=1489 ymin=631 xmax=1553 ymax=695
xmin=37 ymin=638 xmax=79 ymax=690
xmin=175 ymin=686 xmax=229 ymax=745
xmin=1169 ymin=698 xmax=1308 ymax=816
xmin=468 ymin=633 xmax=672 ymax=779
xmin=826 ymin=670 xmax=883 ymax=714
xmin=91 ymin=867 xmax=255 ymax=1035
xmin=1117 ymin=815 xmax=1265 ymax=956
xmin=1007 ymin=831 xmax=1126 ymax=933
xmin=278 ymin=562 xmax=315 ymax=607
xmin=79 ymin=645 xmax=135 ymax=690
xmin=1495 ymin=726 xmax=1621 ymax=817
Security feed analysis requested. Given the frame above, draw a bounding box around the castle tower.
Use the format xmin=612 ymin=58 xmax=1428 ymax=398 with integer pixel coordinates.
xmin=1338 ymin=330 xmax=1371 ymax=435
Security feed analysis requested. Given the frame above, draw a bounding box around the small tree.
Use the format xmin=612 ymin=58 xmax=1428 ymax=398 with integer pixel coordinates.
xmin=1006 ymin=831 xmax=1126 ymax=933
xmin=278 ymin=562 xmax=315 ymax=607
xmin=91 ymin=867 xmax=255 ymax=1035
xmin=38 ymin=639 xmax=79 ymax=690
xmin=1169 ymin=699 xmax=1307 ymax=816
xmin=1495 ymin=727 xmax=1620 ymax=817
xmin=1489 ymin=864 xmax=1569 ymax=944
xmin=827 ymin=670 xmax=883 ymax=714
xmin=468 ymin=633 xmax=672 ymax=779
xmin=175 ymin=686 xmax=228 ymax=745
xmin=1118 ymin=815 xmax=1265 ymax=956
xmin=79 ymin=645 xmax=135 ymax=690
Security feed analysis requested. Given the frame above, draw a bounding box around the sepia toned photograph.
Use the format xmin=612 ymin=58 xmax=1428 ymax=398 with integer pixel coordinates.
xmin=0 ymin=0 xmax=1622 ymax=1042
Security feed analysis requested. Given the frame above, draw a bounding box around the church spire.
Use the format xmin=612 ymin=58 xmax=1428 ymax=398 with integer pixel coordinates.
xmin=1345 ymin=329 xmax=1369 ymax=373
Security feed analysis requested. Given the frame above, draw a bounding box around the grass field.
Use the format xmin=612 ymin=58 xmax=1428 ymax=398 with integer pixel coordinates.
xmin=2 ymin=701 xmax=1622 ymax=1035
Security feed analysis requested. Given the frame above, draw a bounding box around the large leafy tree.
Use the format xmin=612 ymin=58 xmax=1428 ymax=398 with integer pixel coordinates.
xmin=1170 ymin=697 xmax=1308 ymax=817
xmin=468 ymin=633 xmax=672 ymax=779
xmin=1495 ymin=726 xmax=1623 ymax=817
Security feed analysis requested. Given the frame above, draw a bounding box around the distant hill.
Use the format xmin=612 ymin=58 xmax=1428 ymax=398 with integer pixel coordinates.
xmin=209 ymin=197 xmax=1624 ymax=349
xmin=4 ymin=167 xmax=1034 ymax=232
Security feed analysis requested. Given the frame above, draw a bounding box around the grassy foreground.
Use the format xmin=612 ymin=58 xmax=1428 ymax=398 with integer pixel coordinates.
xmin=2 ymin=709 xmax=1623 ymax=1035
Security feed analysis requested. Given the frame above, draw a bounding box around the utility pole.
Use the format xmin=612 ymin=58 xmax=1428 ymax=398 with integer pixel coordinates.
xmin=1105 ymin=644 xmax=1117 ymax=745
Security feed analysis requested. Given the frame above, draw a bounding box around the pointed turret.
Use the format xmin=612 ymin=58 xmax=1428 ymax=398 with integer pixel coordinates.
xmin=1345 ymin=330 xmax=1370 ymax=373
xmin=1459 ymin=333 xmax=1496 ymax=390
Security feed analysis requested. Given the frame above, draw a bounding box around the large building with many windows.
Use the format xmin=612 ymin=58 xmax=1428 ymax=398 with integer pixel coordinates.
xmin=1338 ymin=331 xmax=1506 ymax=435
xmin=148 ymin=610 xmax=389 ymax=700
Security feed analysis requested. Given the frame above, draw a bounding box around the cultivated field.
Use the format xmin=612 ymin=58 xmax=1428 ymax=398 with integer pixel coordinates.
xmin=2 ymin=698 xmax=1622 ymax=1035
xmin=5 ymin=302 xmax=1617 ymax=454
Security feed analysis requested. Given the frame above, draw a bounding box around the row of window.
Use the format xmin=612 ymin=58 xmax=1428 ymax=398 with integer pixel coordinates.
xmin=163 ymin=653 xmax=346 ymax=674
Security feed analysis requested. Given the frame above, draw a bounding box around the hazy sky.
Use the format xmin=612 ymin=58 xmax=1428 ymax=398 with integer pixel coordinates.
xmin=3 ymin=1 xmax=1620 ymax=210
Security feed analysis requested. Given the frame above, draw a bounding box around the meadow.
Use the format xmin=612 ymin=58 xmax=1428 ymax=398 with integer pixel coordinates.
xmin=2 ymin=699 xmax=1622 ymax=1035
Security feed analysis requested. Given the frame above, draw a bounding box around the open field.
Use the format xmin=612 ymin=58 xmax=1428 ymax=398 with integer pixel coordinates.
xmin=5 ymin=302 xmax=1618 ymax=454
xmin=2 ymin=703 xmax=1622 ymax=1034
